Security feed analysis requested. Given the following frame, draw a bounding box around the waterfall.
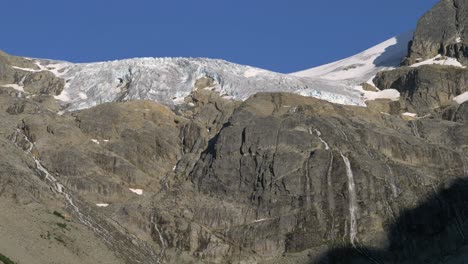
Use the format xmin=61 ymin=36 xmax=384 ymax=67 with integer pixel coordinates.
xmin=11 ymin=128 xmax=161 ymax=262
xmin=340 ymin=152 xmax=358 ymax=244
xmin=12 ymin=129 xmax=110 ymax=237
xmin=411 ymin=121 xmax=421 ymax=138
xmin=150 ymin=214 xmax=167 ymax=264
xmin=386 ymin=164 xmax=399 ymax=198
xmin=310 ymin=127 xmax=330 ymax=150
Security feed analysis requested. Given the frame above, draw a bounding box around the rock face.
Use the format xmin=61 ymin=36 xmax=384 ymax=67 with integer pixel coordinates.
xmin=0 ymin=51 xmax=65 ymax=95
xmin=404 ymin=0 xmax=468 ymax=65
xmin=373 ymin=65 xmax=468 ymax=115
xmin=182 ymin=93 xmax=468 ymax=263
xmin=4 ymin=1 xmax=468 ymax=263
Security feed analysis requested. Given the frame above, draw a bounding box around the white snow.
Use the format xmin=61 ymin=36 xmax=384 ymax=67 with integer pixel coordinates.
xmin=454 ymin=92 xmax=468 ymax=104
xmin=78 ymin=92 xmax=88 ymax=99
xmin=25 ymin=32 xmax=413 ymax=112
xmin=365 ymin=75 xmax=378 ymax=87
xmin=402 ymin=112 xmax=417 ymax=118
xmin=46 ymin=57 xmax=365 ymax=111
xmin=35 ymin=61 xmax=71 ymax=77
xmin=54 ymin=90 xmax=71 ymax=101
xmin=410 ymin=55 xmax=465 ymax=68
xmin=96 ymin=203 xmax=109 ymax=207
xmin=253 ymin=218 xmax=271 ymax=223
xmin=291 ymin=31 xmax=413 ymax=83
xmin=243 ymin=68 xmax=266 ymax=78
xmin=0 ymin=83 xmax=25 ymax=92
xmin=91 ymin=139 xmax=100 ymax=144
xmin=35 ymin=57 xmax=364 ymax=112
xmin=358 ymin=86 xmax=400 ymax=101
xmin=12 ymin=66 xmax=42 ymax=72
xmin=456 ymin=37 xmax=462 ymax=43
xmin=129 ymin=188 xmax=143 ymax=195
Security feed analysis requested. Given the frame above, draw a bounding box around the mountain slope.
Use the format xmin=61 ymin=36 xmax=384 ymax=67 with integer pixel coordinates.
xmin=290 ymin=31 xmax=413 ymax=84
xmin=4 ymin=1 xmax=468 ymax=263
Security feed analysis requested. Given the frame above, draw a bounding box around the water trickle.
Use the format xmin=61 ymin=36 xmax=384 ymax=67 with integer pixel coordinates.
xmin=12 ymin=129 xmax=107 ymax=233
xmin=151 ymin=214 xmax=168 ymax=264
xmin=310 ymin=127 xmax=330 ymax=150
xmin=11 ymin=128 xmax=160 ymax=262
xmin=411 ymin=121 xmax=421 ymax=138
xmin=386 ymin=164 xmax=399 ymax=198
xmin=340 ymin=152 xmax=358 ymax=244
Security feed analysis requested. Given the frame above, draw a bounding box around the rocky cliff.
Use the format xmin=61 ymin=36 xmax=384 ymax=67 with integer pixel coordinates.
xmin=1 ymin=1 xmax=468 ymax=264
xmin=404 ymin=0 xmax=468 ymax=66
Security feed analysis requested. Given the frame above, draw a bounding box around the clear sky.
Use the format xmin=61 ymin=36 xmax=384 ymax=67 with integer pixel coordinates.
xmin=2 ymin=0 xmax=439 ymax=73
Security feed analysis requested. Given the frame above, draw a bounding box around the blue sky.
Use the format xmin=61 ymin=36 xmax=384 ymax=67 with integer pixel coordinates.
xmin=2 ymin=0 xmax=439 ymax=73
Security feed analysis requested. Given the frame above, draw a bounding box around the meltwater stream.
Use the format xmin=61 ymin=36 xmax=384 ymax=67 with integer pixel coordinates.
xmin=10 ymin=128 xmax=162 ymax=263
xmin=11 ymin=129 xmax=107 ymax=233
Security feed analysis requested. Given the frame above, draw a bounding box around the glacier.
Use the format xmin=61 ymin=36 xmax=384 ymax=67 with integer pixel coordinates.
xmin=19 ymin=32 xmax=413 ymax=112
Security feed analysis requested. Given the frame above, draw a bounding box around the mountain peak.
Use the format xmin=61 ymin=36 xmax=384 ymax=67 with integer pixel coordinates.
xmin=403 ymin=0 xmax=468 ymax=65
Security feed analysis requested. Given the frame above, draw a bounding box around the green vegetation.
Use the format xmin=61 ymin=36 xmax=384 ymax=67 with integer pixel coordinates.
xmin=0 ymin=253 xmax=16 ymax=264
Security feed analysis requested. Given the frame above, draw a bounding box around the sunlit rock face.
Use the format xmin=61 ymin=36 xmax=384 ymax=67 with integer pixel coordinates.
xmin=4 ymin=1 xmax=468 ymax=263
xmin=404 ymin=0 xmax=468 ymax=66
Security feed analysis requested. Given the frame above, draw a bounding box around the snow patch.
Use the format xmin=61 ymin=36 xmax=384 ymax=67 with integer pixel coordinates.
xmin=402 ymin=112 xmax=417 ymax=118
xmin=34 ymin=61 xmax=71 ymax=77
xmin=355 ymin=84 xmax=399 ymax=101
xmin=96 ymin=203 xmax=109 ymax=207
xmin=253 ymin=218 xmax=271 ymax=223
xmin=129 ymin=188 xmax=143 ymax=195
xmin=54 ymin=90 xmax=71 ymax=101
xmin=454 ymin=92 xmax=468 ymax=104
xmin=244 ymin=68 xmax=266 ymax=78
xmin=0 ymin=83 xmax=25 ymax=92
xmin=91 ymin=139 xmax=100 ymax=144
xmin=410 ymin=55 xmax=465 ymax=68
xmin=291 ymin=32 xmax=413 ymax=84
xmin=12 ymin=66 xmax=42 ymax=72
xmin=78 ymin=92 xmax=88 ymax=99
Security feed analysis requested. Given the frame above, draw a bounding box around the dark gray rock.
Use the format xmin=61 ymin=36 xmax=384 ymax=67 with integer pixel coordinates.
xmin=404 ymin=0 xmax=468 ymax=65
xmin=373 ymin=65 xmax=468 ymax=114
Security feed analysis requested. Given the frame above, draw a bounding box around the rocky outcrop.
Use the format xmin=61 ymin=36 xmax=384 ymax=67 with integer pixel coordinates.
xmin=403 ymin=0 xmax=468 ymax=65
xmin=176 ymin=92 xmax=468 ymax=263
xmin=3 ymin=78 xmax=468 ymax=263
xmin=373 ymin=65 xmax=468 ymax=114
xmin=0 ymin=51 xmax=64 ymax=95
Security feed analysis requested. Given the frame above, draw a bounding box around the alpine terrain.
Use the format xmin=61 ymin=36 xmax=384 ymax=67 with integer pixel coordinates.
xmin=2 ymin=0 xmax=468 ymax=263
